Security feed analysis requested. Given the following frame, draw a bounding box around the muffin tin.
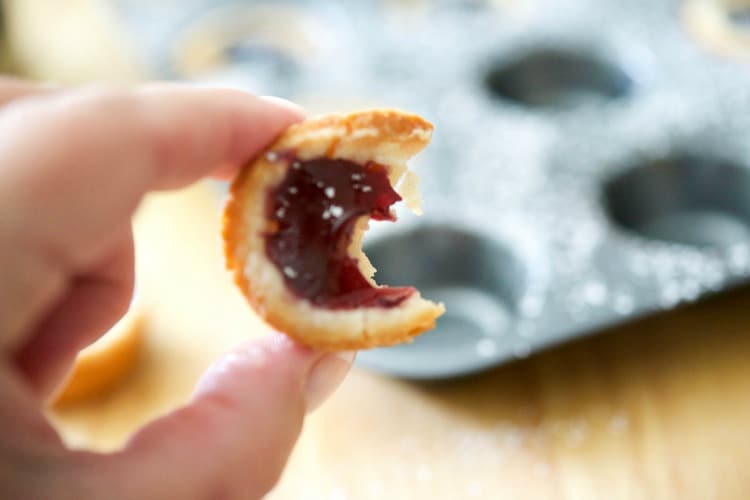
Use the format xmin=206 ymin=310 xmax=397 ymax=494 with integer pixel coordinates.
xmin=117 ymin=0 xmax=750 ymax=378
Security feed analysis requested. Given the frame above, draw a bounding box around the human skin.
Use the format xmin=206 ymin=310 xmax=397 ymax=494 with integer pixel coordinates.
xmin=0 ymin=79 xmax=354 ymax=499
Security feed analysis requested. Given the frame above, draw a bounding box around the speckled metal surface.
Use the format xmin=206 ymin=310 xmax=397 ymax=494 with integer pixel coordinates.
xmin=118 ymin=0 xmax=750 ymax=378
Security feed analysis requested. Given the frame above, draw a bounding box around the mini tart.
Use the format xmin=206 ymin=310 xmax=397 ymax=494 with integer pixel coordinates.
xmin=223 ymin=109 xmax=445 ymax=350
xmin=51 ymin=307 xmax=144 ymax=407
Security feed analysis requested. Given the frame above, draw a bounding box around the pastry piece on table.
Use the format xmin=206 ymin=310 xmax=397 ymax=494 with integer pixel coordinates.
xmin=51 ymin=305 xmax=144 ymax=407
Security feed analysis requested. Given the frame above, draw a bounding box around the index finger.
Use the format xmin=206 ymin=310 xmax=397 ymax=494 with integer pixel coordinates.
xmin=0 ymin=85 xmax=303 ymax=264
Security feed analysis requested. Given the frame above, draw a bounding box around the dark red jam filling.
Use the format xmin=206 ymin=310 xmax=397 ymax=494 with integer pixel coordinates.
xmin=265 ymin=156 xmax=415 ymax=309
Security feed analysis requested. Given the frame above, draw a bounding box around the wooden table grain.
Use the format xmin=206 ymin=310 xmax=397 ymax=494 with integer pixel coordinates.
xmin=7 ymin=2 xmax=750 ymax=498
xmin=44 ymin=184 xmax=750 ymax=500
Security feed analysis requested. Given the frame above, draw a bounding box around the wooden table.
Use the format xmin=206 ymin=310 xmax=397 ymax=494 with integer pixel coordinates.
xmin=42 ymin=184 xmax=750 ymax=500
xmin=8 ymin=2 xmax=750 ymax=498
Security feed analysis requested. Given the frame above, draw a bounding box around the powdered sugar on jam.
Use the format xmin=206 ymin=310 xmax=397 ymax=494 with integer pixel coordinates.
xmin=265 ymin=156 xmax=415 ymax=309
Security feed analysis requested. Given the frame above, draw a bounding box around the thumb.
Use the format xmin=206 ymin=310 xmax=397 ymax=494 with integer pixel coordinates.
xmin=102 ymin=334 xmax=354 ymax=500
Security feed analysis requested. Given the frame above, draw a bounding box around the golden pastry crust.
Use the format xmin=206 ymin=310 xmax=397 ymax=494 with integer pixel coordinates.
xmin=223 ymin=109 xmax=445 ymax=350
xmin=682 ymin=0 xmax=750 ymax=61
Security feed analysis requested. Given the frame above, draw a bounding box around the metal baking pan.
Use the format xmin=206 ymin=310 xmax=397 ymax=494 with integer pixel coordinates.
xmin=116 ymin=0 xmax=750 ymax=378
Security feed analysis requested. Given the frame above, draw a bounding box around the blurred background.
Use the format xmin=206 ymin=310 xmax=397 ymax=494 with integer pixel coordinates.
xmin=6 ymin=0 xmax=750 ymax=498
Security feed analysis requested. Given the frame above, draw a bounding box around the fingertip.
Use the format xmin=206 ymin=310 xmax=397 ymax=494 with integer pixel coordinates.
xmin=192 ymin=333 xmax=319 ymax=402
xmin=258 ymin=96 xmax=307 ymax=119
xmin=210 ymin=94 xmax=306 ymax=181
xmin=192 ymin=333 xmax=354 ymax=415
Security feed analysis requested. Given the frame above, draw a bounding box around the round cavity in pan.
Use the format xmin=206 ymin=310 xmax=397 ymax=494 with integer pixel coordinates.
xmin=730 ymin=6 xmax=750 ymax=26
xmin=603 ymin=155 xmax=750 ymax=248
xmin=167 ymin=3 xmax=333 ymax=92
xmin=483 ymin=49 xmax=633 ymax=109
xmin=357 ymin=226 xmax=529 ymax=378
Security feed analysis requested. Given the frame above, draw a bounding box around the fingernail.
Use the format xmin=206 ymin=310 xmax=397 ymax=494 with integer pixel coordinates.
xmin=304 ymin=351 xmax=355 ymax=413
xmin=259 ymin=95 xmax=306 ymax=117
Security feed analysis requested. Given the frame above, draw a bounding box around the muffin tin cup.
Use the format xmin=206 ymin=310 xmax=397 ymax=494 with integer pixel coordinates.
xmin=358 ymin=222 xmax=549 ymax=378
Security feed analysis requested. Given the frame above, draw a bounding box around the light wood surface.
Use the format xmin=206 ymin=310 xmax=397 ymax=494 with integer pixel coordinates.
xmin=7 ymin=1 xmax=750 ymax=498
xmin=45 ymin=184 xmax=750 ymax=500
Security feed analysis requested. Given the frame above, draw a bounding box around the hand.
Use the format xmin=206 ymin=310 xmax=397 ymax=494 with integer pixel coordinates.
xmin=0 ymin=79 xmax=354 ymax=499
